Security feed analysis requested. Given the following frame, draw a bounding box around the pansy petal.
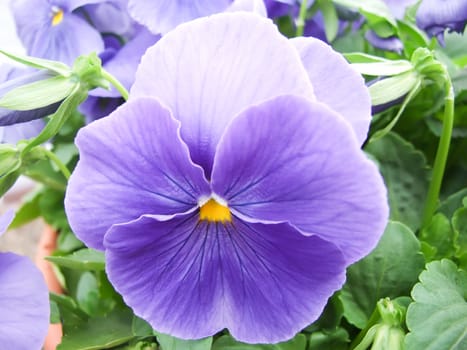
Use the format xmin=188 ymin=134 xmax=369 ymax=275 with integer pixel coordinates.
xmin=128 ymin=0 xmax=232 ymax=34
xmin=0 ymin=119 xmax=44 ymax=143
xmin=212 ymin=95 xmax=388 ymax=264
xmin=0 ymin=253 xmax=49 ymax=350
xmin=291 ymin=36 xmax=371 ymax=145
xmin=0 ymin=210 xmax=15 ymax=235
xmin=227 ymin=0 xmax=267 ymax=16
xmin=131 ymin=13 xmax=314 ymax=176
xmin=65 ymin=98 xmax=210 ymax=250
xmin=416 ymin=0 xmax=467 ymax=37
xmin=105 ymin=214 xmax=346 ymax=343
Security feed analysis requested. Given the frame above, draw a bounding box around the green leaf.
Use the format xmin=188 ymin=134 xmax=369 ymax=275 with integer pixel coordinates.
xmin=0 ymin=144 xmax=21 ymax=177
xmin=405 ymin=259 xmax=467 ymax=350
xmin=0 ymin=170 xmax=20 ymax=197
xmin=319 ymin=0 xmax=339 ymax=42
xmin=8 ymin=190 xmax=42 ymax=228
xmin=155 ymin=332 xmax=212 ymax=350
xmin=132 ymin=316 xmax=153 ymax=337
xmin=438 ymin=188 xmax=467 ymax=218
xmin=365 ymin=133 xmax=430 ymax=231
xmin=452 ymin=205 xmax=467 ymax=269
xmin=339 ymin=221 xmax=425 ymax=328
xmin=309 ymin=328 xmax=349 ymax=350
xmin=0 ymin=76 xmax=76 ymax=111
xmin=212 ymin=334 xmax=306 ymax=350
xmin=396 ymin=20 xmax=429 ymax=58
xmin=47 ymin=249 xmax=105 ymax=271
xmin=58 ymin=308 xmax=135 ymax=350
xmin=0 ymin=49 xmax=71 ymax=76
xmin=50 ymin=300 xmax=61 ymax=324
xmin=76 ymin=272 xmax=114 ymax=317
xmin=419 ymin=213 xmax=456 ymax=261
xmin=369 ymin=71 xmax=420 ymax=106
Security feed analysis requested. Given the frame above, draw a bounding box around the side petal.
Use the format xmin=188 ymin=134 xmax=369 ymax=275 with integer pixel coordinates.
xmin=0 ymin=253 xmax=49 ymax=350
xmin=128 ymin=0 xmax=232 ymax=34
xmin=291 ymin=36 xmax=371 ymax=145
xmin=212 ymin=95 xmax=389 ymax=264
xmin=131 ymin=13 xmax=314 ymax=177
xmin=104 ymin=214 xmax=346 ymax=343
xmin=65 ymin=98 xmax=210 ymax=250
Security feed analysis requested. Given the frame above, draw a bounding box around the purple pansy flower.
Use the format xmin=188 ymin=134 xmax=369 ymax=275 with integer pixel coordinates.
xmin=416 ymin=0 xmax=467 ymax=41
xmin=65 ymin=13 xmax=388 ymax=343
xmin=11 ymin=0 xmax=106 ymax=65
xmin=128 ymin=0 xmax=265 ymax=35
xmin=0 ymin=210 xmax=49 ymax=350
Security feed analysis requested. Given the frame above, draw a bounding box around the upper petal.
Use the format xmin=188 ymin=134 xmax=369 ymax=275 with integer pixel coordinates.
xmin=65 ymin=98 xmax=210 ymax=250
xmin=131 ymin=13 xmax=315 ymax=177
xmin=0 ymin=253 xmax=49 ymax=350
xmin=212 ymin=95 xmax=389 ymax=264
xmin=128 ymin=0 xmax=232 ymax=34
xmin=104 ymin=213 xmax=346 ymax=343
xmin=291 ymin=36 xmax=372 ymax=145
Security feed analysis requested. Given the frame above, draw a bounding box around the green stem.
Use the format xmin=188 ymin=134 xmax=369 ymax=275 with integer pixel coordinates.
xmin=421 ymin=78 xmax=454 ymax=227
xmin=101 ymin=69 xmax=129 ymax=101
xmin=296 ymin=0 xmax=308 ymax=37
xmin=42 ymin=148 xmax=71 ymax=180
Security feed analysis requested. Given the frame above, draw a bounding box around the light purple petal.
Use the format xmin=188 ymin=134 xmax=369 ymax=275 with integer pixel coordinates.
xmin=12 ymin=0 xmax=104 ymax=65
xmin=105 ymin=213 xmax=346 ymax=343
xmin=78 ymin=96 xmax=124 ymax=123
xmin=365 ymin=31 xmax=403 ymax=53
xmin=0 ymin=119 xmax=45 ymax=144
xmin=212 ymin=95 xmax=388 ymax=264
xmin=90 ymin=28 xmax=160 ymax=98
xmin=227 ymin=0 xmax=267 ymax=16
xmin=128 ymin=0 xmax=233 ymax=34
xmin=131 ymin=13 xmax=315 ymax=176
xmin=291 ymin=36 xmax=371 ymax=145
xmin=65 ymin=98 xmax=210 ymax=250
xmin=384 ymin=0 xmax=417 ymax=19
xmin=0 ymin=253 xmax=49 ymax=350
xmin=81 ymin=0 xmax=134 ymax=36
xmin=416 ymin=0 xmax=467 ymax=37
xmin=0 ymin=210 xmax=15 ymax=236
xmin=61 ymin=0 xmax=107 ymax=11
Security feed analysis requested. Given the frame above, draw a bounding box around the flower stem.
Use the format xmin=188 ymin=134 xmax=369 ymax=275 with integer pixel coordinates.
xmin=421 ymin=78 xmax=454 ymax=227
xmin=296 ymin=0 xmax=308 ymax=37
xmin=101 ymin=69 xmax=129 ymax=101
xmin=42 ymin=148 xmax=71 ymax=180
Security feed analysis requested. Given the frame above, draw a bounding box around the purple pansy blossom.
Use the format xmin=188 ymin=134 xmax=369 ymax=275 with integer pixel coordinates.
xmin=65 ymin=13 xmax=388 ymax=343
xmin=11 ymin=0 xmax=106 ymax=65
xmin=416 ymin=0 xmax=467 ymax=41
xmin=128 ymin=0 xmax=266 ymax=35
xmin=0 ymin=210 xmax=49 ymax=350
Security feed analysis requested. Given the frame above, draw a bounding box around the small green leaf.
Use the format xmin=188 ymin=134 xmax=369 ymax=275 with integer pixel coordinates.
xmin=50 ymin=300 xmax=61 ymax=324
xmin=405 ymin=259 xmax=467 ymax=350
xmin=0 ymin=76 xmax=76 ymax=111
xmin=319 ymin=0 xmax=339 ymax=42
xmin=419 ymin=213 xmax=456 ymax=261
xmin=365 ymin=133 xmax=430 ymax=231
xmin=76 ymin=272 xmax=114 ymax=317
xmin=0 ymin=49 xmax=71 ymax=76
xmin=396 ymin=20 xmax=429 ymax=58
xmin=8 ymin=190 xmax=42 ymax=229
xmin=309 ymin=328 xmax=349 ymax=350
xmin=438 ymin=188 xmax=467 ymax=218
xmin=452 ymin=205 xmax=467 ymax=269
xmin=0 ymin=170 xmax=20 ymax=197
xmin=132 ymin=316 xmax=153 ymax=337
xmin=155 ymin=332 xmax=212 ymax=350
xmin=339 ymin=221 xmax=425 ymax=328
xmin=58 ymin=308 xmax=135 ymax=350
xmin=47 ymin=249 xmax=105 ymax=271
xmin=0 ymin=144 xmax=21 ymax=177
xmin=212 ymin=334 xmax=306 ymax=350
xmin=333 ymin=0 xmax=396 ymax=31
xmin=351 ymin=60 xmax=414 ymax=77
xmin=369 ymin=71 xmax=419 ymax=106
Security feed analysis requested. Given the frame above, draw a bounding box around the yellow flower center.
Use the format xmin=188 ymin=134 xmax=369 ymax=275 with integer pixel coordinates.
xmin=51 ymin=6 xmax=64 ymax=26
xmin=199 ymin=198 xmax=232 ymax=223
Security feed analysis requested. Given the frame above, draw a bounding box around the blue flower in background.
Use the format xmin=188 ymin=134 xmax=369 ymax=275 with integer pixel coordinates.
xmin=0 ymin=210 xmax=49 ymax=350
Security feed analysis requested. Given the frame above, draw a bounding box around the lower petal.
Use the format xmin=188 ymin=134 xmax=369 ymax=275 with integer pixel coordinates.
xmin=0 ymin=253 xmax=49 ymax=350
xmin=104 ymin=213 xmax=346 ymax=343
